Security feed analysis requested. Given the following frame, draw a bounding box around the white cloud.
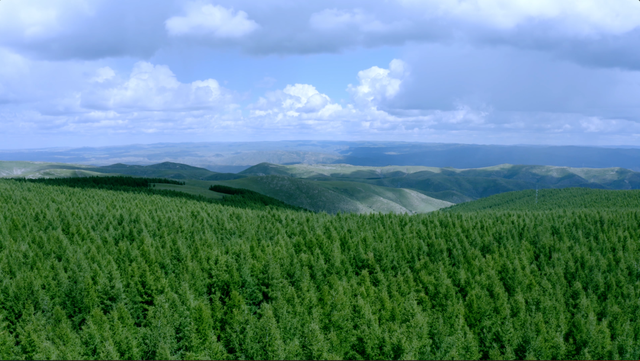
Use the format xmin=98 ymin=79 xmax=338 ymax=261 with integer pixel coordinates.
xmin=248 ymin=84 xmax=347 ymax=134
xmin=348 ymin=59 xmax=407 ymax=107
xmin=251 ymin=84 xmax=339 ymax=117
xmin=0 ymin=57 xmax=240 ymax=140
xmin=283 ymin=84 xmax=331 ymax=113
xmin=3 ymin=51 xmax=640 ymax=146
xmin=242 ymin=57 xmax=640 ymax=143
xmin=166 ymin=3 xmax=259 ymax=39
xmin=83 ymin=62 xmax=232 ymax=111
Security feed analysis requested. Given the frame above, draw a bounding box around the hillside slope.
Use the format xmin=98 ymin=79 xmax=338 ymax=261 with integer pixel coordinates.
xmin=87 ymin=162 xmax=244 ymax=180
xmin=0 ymin=161 xmax=451 ymax=214
xmin=0 ymin=161 xmax=95 ymax=178
xmin=444 ymin=188 xmax=640 ymax=212
xmin=0 ymin=161 xmax=244 ymax=181
xmin=242 ymin=162 xmax=640 ymax=202
xmin=212 ymin=175 xmax=452 ymax=214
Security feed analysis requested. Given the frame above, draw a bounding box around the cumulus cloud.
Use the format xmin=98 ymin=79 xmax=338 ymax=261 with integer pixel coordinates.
xmin=245 ymin=61 xmax=427 ymax=136
xmin=166 ymin=3 xmax=259 ymax=38
xmin=348 ymin=59 xmax=407 ymax=107
xmin=82 ymin=62 xmax=232 ymax=111
xmin=241 ymin=55 xmax=640 ymax=144
xmin=0 ymin=58 xmax=245 ymax=147
xmin=250 ymin=84 xmax=342 ymax=120
xmin=2 ymin=49 xmax=640 ymax=146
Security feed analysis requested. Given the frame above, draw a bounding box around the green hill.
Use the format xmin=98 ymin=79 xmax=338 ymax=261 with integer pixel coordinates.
xmin=444 ymin=188 xmax=640 ymax=212
xmin=210 ymin=175 xmax=452 ymax=214
xmin=88 ymin=162 xmax=244 ymax=181
xmin=12 ymin=176 xmax=303 ymax=212
xmin=241 ymin=163 xmax=640 ymax=203
xmin=0 ymin=161 xmax=97 ymax=178
xmin=1 ymin=161 xmax=449 ymax=214
xmin=1 ymin=180 xmax=639 ymax=359
xmin=0 ymin=161 xmax=244 ymax=181
xmin=7 ymin=160 xmax=640 ymax=214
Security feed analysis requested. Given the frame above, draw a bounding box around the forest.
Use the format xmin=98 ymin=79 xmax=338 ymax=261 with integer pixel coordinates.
xmin=446 ymin=187 xmax=640 ymax=212
xmin=16 ymin=177 xmax=303 ymax=212
xmin=0 ymin=179 xmax=639 ymax=359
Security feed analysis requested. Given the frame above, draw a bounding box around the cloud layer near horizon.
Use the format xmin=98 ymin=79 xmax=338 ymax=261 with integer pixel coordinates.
xmin=1 ymin=0 xmax=640 ymax=148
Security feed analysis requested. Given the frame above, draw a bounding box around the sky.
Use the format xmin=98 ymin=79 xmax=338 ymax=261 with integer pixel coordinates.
xmin=1 ymin=0 xmax=640 ymax=149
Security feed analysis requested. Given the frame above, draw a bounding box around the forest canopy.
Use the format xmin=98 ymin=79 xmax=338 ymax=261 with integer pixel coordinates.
xmin=14 ymin=177 xmax=303 ymax=212
xmin=0 ymin=180 xmax=638 ymax=359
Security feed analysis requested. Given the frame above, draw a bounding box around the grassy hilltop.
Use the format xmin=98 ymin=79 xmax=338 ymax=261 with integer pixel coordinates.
xmin=0 ymin=180 xmax=639 ymax=359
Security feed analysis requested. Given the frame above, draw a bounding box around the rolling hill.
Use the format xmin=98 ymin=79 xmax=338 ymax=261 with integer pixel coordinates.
xmin=444 ymin=187 xmax=640 ymax=212
xmin=86 ymin=162 xmax=244 ymax=180
xmin=0 ymin=160 xmax=453 ymax=214
xmin=154 ymin=177 xmax=452 ymax=214
xmin=6 ymin=159 xmax=640 ymax=213
xmin=0 ymin=161 xmax=244 ymax=181
xmin=241 ymin=162 xmax=640 ymax=202
xmin=0 ymin=161 xmax=102 ymax=179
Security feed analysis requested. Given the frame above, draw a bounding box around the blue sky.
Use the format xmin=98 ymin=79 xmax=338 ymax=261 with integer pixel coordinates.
xmin=1 ymin=0 xmax=640 ymax=149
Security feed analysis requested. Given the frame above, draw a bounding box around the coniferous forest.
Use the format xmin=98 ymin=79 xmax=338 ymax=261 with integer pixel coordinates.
xmin=1 ymin=180 xmax=639 ymax=359
xmin=15 ymin=177 xmax=303 ymax=212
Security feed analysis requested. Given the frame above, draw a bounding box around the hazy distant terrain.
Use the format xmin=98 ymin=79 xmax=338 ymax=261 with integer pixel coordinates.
xmin=0 ymin=141 xmax=348 ymax=172
xmin=2 ymin=141 xmax=640 ymax=171
xmin=339 ymin=143 xmax=640 ymax=170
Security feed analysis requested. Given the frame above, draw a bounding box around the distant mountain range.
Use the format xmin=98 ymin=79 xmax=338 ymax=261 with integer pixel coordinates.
xmin=1 ymin=141 xmax=640 ymax=171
